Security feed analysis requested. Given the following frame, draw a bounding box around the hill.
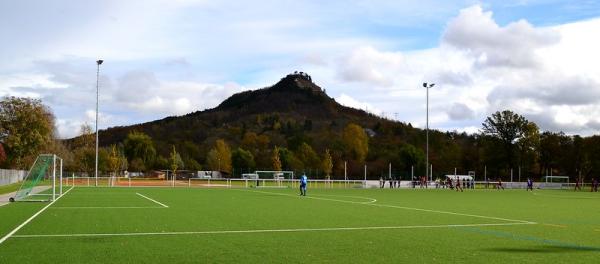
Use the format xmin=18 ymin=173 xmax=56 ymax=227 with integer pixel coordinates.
xmin=67 ymin=72 xmax=489 ymax=179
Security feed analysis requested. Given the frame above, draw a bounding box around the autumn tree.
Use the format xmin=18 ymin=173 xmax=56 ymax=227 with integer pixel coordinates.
xmin=206 ymin=139 xmax=232 ymax=173
xmin=107 ymin=145 xmax=121 ymax=177
xmin=0 ymin=96 xmax=55 ymax=168
xmin=342 ymin=123 xmax=369 ymax=164
xmin=322 ymin=148 xmax=333 ymax=179
xmin=170 ymin=145 xmax=184 ymax=179
xmin=272 ymin=146 xmax=282 ymax=171
xmin=0 ymin=143 xmax=6 ymax=165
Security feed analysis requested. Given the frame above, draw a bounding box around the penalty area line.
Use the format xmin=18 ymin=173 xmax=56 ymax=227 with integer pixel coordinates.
xmin=0 ymin=186 xmax=75 ymax=245
xmin=136 ymin=193 xmax=169 ymax=208
xmin=12 ymin=222 xmax=535 ymax=239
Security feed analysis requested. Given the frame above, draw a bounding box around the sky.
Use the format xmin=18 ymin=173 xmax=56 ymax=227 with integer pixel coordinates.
xmin=1 ymin=0 xmax=600 ymax=138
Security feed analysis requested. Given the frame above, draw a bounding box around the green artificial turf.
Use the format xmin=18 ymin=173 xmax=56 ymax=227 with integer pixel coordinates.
xmin=0 ymin=186 xmax=598 ymax=263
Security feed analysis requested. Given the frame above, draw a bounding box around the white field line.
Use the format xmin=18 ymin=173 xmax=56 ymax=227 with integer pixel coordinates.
xmin=0 ymin=186 xmax=74 ymax=245
xmin=51 ymin=206 xmax=164 ymax=209
xmin=309 ymin=194 xmax=377 ymax=204
xmin=136 ymin=193 xmax=169 ymax=208
xmin=12 ymin=222 xmax=534 ymax=239
xmin=242 ymin=189 xmax=536 ymax=224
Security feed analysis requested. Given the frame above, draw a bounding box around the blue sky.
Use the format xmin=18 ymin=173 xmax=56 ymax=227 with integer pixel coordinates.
xmin=1 ymin=0 xmax=600 ymax=138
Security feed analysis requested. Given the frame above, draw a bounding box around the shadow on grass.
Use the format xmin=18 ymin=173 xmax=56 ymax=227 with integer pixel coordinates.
xmin=485 ymin=245 xmax=600 ymax=253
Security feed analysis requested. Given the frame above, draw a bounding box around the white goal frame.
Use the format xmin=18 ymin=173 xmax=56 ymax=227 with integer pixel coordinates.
xmin=543 ymin=176 xmax=569 ymax=183
xmin=254 ymin=171 xmax=295 ymax=180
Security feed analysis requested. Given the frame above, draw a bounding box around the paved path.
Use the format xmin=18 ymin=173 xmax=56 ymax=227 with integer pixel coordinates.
xmin=0 ymin=186 xmax=52 ymax=207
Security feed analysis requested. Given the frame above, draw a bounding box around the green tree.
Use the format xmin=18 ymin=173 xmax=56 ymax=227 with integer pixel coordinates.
xmin=278 ymin=147 xmax=304 ymax=171
xmin=123 ymin=131 xmax=156 ymax=170
xmin=342 ymin=123 xmax=369 ymax=164
xmin=206 ymin=139 xmax=232 ymax=173
xmin=130 ymin=158 xmax=146 ymax=172
xmin=482 ymin=110 xmax=529 ymax=168
xmin=72 ymin=124 xmax=95 ymax=175
xmin=272 ymin=146 xmax=282 ymax=171
xmin=322 ymin=148 xmax=333 ymax=179
xmin=0 ymin=96 xmax=55 ymax=168
xmin=297 ymin=142 xmax=319 ymax=169
xmin=184 ymin=157 xmax=202 ymax=171
xmin=399 ymin=144 xmax=425 ymax=176
xmin=154 ymin=156 xmax=169 ymax=170
xmin=517 ymin=121 xmax=540 ymax=176
xmin=231 ymin=148 xmax=256 ymax=172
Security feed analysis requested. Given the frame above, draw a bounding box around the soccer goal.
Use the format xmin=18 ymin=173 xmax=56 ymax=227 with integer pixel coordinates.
xmin=542 ymin=175 xmax=569 ymax=189
xmin=253 ymin=171 xmax=294 ymax=188
xmin=10 ymin=154 xmax=64 ymax=202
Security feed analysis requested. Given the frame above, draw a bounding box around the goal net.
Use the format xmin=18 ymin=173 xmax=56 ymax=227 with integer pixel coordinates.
xmin=11 ymin=154 xmax=63 ymax=202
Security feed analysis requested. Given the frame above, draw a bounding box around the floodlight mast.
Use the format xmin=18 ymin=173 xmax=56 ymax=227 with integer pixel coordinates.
xmin=423 ymin=82 xmax=435 ymax=182
xmin=95 ymin=59 xmax=103 ymax=186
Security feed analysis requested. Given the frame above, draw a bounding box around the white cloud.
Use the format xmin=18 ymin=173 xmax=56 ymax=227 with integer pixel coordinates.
xmin=335 ymin=93 xmax=382 ymax=115
xmin=448 ymin=103 xmax=475 ymax=120
xmin=443 ymin=5 xmax=560 ymax=68
xmin=326 ymin=5 xmax=600 ymax=135
xmin=336 ymin=46 xmax=403 ymax=87
xmin=3 ymin=2 xmax=600 ymax=138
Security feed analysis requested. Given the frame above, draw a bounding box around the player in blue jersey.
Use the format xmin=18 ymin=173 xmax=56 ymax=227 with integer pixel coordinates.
xmin=526 ymin=178 xmax=533 ymax=191
xmin=300 ymin=173 xmax=308 ymax=196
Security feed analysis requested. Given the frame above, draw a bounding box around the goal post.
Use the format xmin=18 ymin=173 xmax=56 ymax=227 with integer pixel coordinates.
xmin=10 ymin=154 xmax=63 ymax=202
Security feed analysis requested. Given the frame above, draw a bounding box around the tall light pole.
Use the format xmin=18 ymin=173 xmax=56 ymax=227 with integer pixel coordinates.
xmin=95 ymin=59 xmax=103 ymax=186
xmin=423 ymin=82 xmax=434 ymax=182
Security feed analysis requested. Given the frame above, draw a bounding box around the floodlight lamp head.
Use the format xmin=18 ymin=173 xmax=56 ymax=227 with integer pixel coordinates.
xmin=423 ymin=82 xmax=427 ymax=88
xmin=97 ymin=60 xmax=103 ymax=65
xmin=430 ymin=83 xmax=435 ymax=88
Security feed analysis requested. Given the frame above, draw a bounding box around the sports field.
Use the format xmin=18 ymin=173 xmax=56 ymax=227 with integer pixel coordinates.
xmin=0 ymin=186 xmax=598 ymax=263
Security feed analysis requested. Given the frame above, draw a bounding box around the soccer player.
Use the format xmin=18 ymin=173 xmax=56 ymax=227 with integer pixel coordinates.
xmin=379 ymin=176 xmax=384 ymax=188
xmin=497 ymin=178 xmax=504 ymax=190
xmin=299 ymin=173 xmax=308 ymax=196
xmin=591 ymin=178 xmax=598 ymax=192
xmin=575 ymin=177 xmax=582 ymax=191
xmin=456 ymin=178 xmax=463 ymax=192
xmin=526 ymin=178 xmax=533 ymax=191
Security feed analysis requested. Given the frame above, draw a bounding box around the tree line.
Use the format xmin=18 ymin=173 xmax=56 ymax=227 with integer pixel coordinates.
xmin=1 ymin=96 xmax=599 ymax=181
